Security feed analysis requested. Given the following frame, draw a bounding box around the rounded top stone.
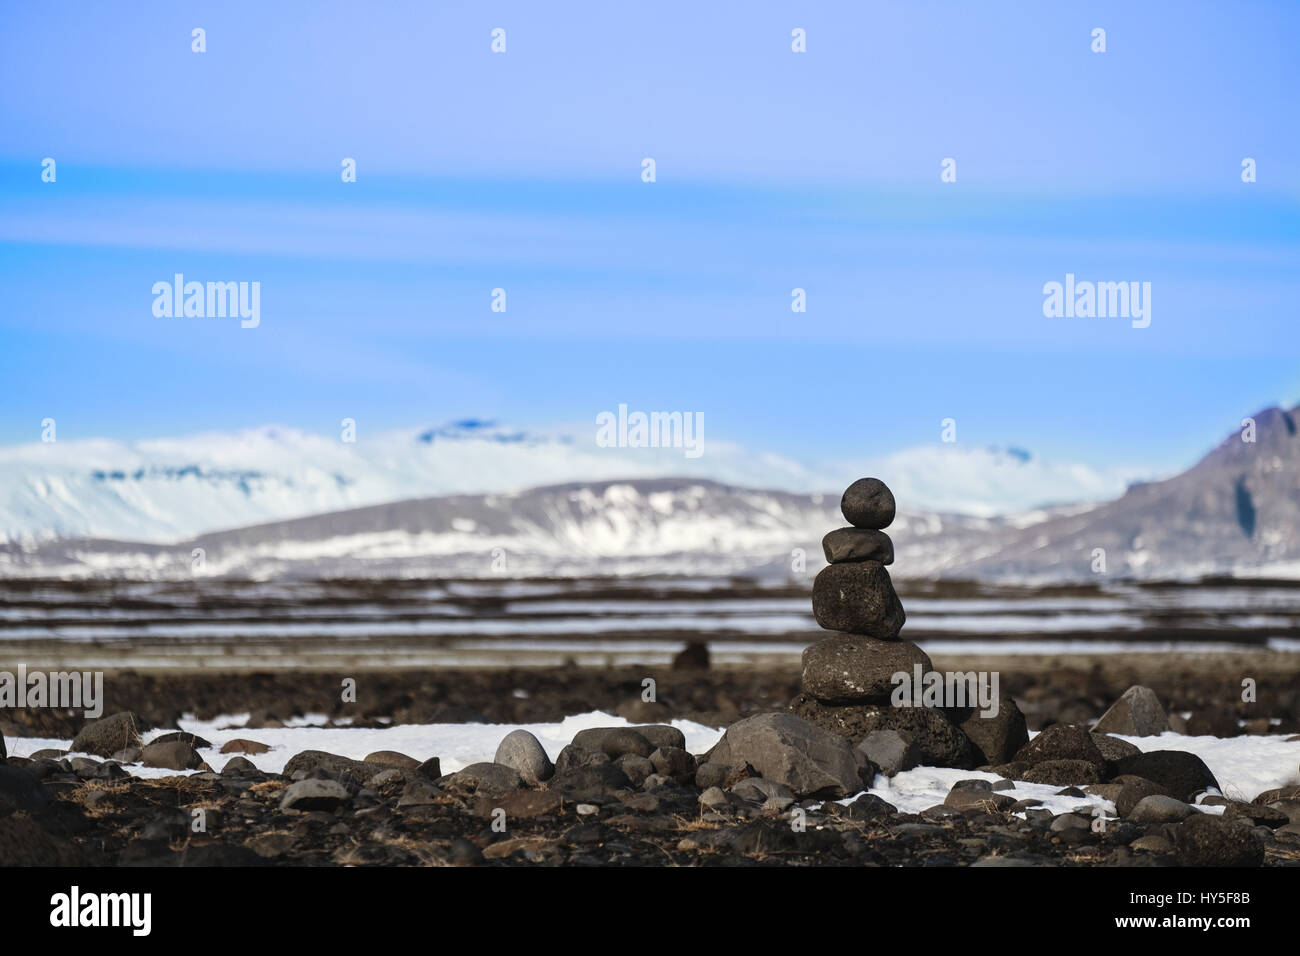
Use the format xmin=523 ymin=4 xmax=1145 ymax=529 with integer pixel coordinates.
xmin=841 ymin=478 xmax=895 ymax=529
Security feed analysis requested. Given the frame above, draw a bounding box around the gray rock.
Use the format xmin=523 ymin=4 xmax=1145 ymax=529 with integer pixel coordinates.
xmin=1049 ymin=812 xmax=1092 ymax=832
xmin=140 ymin=740 xmax=204 ymax=771
xmin=801 ymin=634 xmax=931 ymax=703
xmin=841 ymin=477 xmax=896 ymax=529
xmin=945 ymin=785 xmax=1015 ymax=812
xmin=649 ymin=746 xmax=695 ymax=781
xmin=1131 ymin=834 xmax=1175 ymax=853
xmin=948 ymin=693 xmax=1030 ymax=766
xmin=731 ymin=777 xmax=796 ymax=808
xmin=1114 ymin=776 xmax=1173 ymax=816
xmin=547 ymin=764 xmax=631 ymax=801
xmin=447 ymin=762 xmax=523 ymax=794
xmin=1175 ymin=814 xmax=1265 ymax=866
xmin=221 ymin=756 xmax=259 ymax=776
xmin=280 ymin=778 xmax=352 ymax=812
xmin=694 ymin=761 xmax=729 ymax=790
xmin=790 ymin=693 xmax=977 ymax=769
xmin=1128 ymin=794 xmax=1195 ymax=824
xmin=282 ymin=750 xmax=394 ymax=786
xmin=626 ymin=725 xmax=687 ymax=752
xmin=856 ymin=730 xmax=918 ymax=777
xmin=1093 ymin=685 xmax=1170 ymax=737
xmin=706 ymin=712 xmax=863 ymax=799
xmin=397 ymin=779 xmax=440 ymax=807
xmin=554 ymin=745 xmax=612 ymax=774
xmin=699 ymin=786 xmax=730 ymax=809
xmin=1114 ymin=750 xmax=1220 ymax=803
xmin=148 ymin=731 xmax=214 ymax=750
xmin=494 ymin=729 xmax=554 ymax=785
xmin=811 ymin=562 xmax=906 ymax=638
xmin=615 ymin=754 xmax=655 ymax=787
xmin=71 ymin=712 xmax=149 ymax=758
xmin=821 ymin=527 xmax=894 ymax=565
xmin=569 ymin=727 xmax=653 ymax=759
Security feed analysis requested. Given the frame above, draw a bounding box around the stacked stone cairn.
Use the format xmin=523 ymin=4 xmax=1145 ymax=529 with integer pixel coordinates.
xmin=789 ymin=477 xmax=1029 ymax=776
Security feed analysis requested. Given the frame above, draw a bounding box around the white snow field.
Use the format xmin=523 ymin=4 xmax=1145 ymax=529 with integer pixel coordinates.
xmin=10 ymin=711 xmax=1298 ymax=815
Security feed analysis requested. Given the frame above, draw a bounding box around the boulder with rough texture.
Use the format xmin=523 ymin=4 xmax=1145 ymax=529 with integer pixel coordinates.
xmin=1114 ymin=750 xmax=1220 ymax=803
xmin=801 ymin=635 xmax=931 ymax=703
xmin=1021 ymin=759 xmax=1102 ymax=786
xmin=569 ymin=727 xmax=653 ymax=759
xmin=707 ymin=713 xmax=864 ymax=799
xmin=790 ymin=693 xmax=977 ymax=769
xmin=821 ymin=528 xmax=894 ymax=565
xmin=811 ymin=562 xmax=906 ymax=638
xmin=1013 ymin=724 xmax=1107 ymax=773
xmin=841 ymin=478 xmax=896 ymax=529
xmin=363 ymin=751 xmax=421 ymax=769
xmin=1092 ymin=685 xmax=1170 ymax=737
xmin=71 ymin=712 xmax=150 ymax=758
xmin=1174 ymin=814 xmax=1265 ymax=867
xmin=494 ymin=730 xmax=555 ymax=785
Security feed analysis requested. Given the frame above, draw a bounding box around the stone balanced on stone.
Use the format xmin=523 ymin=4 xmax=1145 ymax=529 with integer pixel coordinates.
xmin=790 ymin=477 xmax=1028 ymax=774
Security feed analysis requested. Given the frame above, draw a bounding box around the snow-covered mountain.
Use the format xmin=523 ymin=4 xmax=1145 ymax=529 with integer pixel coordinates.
xmin=0 ymin=419 xmax=1142 ymax=545
xmin=2 ymin=406 xmax=1296 ymax=581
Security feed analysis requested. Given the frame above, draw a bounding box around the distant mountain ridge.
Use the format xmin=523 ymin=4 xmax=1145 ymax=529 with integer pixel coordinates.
xmin=0 ymin=419 xmax=1141 ymax=544
xmin=1 ymin=407 xmax=1295 ymax=582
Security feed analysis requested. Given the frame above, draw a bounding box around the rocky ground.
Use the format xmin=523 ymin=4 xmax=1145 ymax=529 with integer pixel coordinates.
xmin=2 ymin=661 xmax=1300 ymax=868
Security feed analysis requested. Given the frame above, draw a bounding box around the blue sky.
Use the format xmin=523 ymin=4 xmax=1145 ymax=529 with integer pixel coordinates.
xmin=1 ymin=0 xmax=1297 ymax=473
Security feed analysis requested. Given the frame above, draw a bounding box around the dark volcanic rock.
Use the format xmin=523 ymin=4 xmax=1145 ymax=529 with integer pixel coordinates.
xmin=811 ymin=562 xmax=906 ymax=638
xmin=856 ymin=730 xmax=918 ymax=777
xmin=0 ymin=766 xmax=52 ymax=814
xmin=1090 ymin=733 xmax=1142 ymax=764
xmin=148 ymin=731 xmax=214 ymax=750
xmin=282 ymin=750 xmax=394 ymax=786
xmin=1174 ymin=814 xmax=1265 ymax=867
xmin=1021 ymin=759 xmax=1102 ymax=787
xmin=0 ymin=815 xmax=90 ymax=866
xmin=71 ymin=712 xmax=150 ymax=758
xmin=1114 ymin=751 xmax=1220 ymax=803
xmin=547 ymin=764 xmax=631 ymax=801
xmin=821 ymin=528 xmax=894 ymax=565
xmin=570 ymin=727 xmax=653 ymax=759
xmin=1013 ymin=724 xmax=1107 ymax=773
xmin=841 ymin=478 xmax=896 ymax=529
xmin=707 ymin=712 xmax=863 ymax=798
xmin=789 ymin=694 xmax=976 ymax=769
xmin=947 ymin=693 xmax=1029 ymax=766
xmin=447 ymin=763 xmax=523 ymax=795
xmin=801 ymin=634 xmax=931 ymax=703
